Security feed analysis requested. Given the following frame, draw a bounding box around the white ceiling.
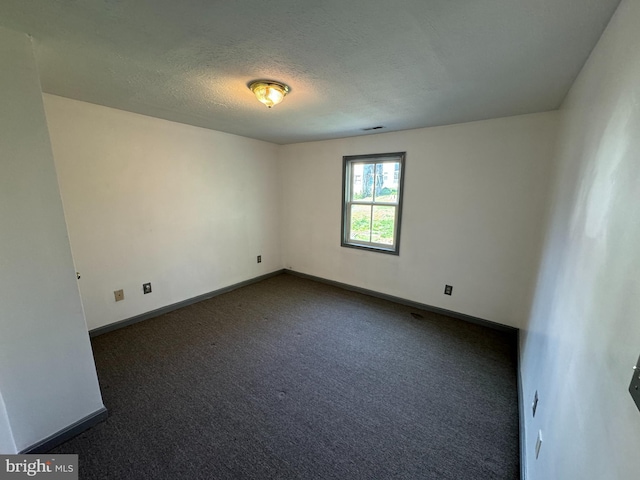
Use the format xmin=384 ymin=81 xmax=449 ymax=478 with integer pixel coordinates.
xmin=0 ymin=0 xmax=621 ymax=144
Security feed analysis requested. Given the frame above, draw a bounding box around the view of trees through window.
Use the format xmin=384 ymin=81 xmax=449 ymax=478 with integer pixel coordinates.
xmin=342 ymin=153 xmax=405 ymax=254
xmin=350 ymin=162 xmax=398 ymax=244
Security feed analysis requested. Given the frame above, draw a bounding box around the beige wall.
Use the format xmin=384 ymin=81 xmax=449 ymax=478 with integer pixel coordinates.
xmin=520 ymin=0 xmax=640 ymax=477
xmin=0 ymin=28 xmax=104 ymax=453
xmin=279 ymin=112 xmax=558 ymax=328
xmin=44 ymin=94 xmax=282 ymax=330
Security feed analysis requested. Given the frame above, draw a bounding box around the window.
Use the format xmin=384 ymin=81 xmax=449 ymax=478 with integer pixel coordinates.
xmin=341 ymin=152 xmax=406 ymax=254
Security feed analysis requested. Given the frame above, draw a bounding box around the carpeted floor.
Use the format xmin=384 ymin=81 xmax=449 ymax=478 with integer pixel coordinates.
xmin=52 ymin=273 xmax=519 ymax=479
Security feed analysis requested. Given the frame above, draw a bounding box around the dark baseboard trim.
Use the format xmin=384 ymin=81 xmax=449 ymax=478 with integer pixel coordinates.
xmin=517 ymin=331 xmax=527 ymax=480
xmin=21 ymin=407 xmax=108 ymax=454
xmin=285 ymin=269 xmax=518 ymax=334
xmin=91 ymin=268 xmax=516 ymax=338
xmin=90 ymin=270 xmax=286 ymax=337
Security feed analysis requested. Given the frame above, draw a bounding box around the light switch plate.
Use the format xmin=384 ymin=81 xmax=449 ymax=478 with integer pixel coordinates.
xmin=629 ymin=355 xmax=640 ymax=413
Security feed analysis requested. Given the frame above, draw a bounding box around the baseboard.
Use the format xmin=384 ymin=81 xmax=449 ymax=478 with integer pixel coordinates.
xmin=91 ymin=268 xmax=516 ymax=338
xmin=285 ymin=269 xmax=518 ymax=334
xmin=517 ymin=331 xmax=527 ymax=480
xmin=90 ymin=270 xmax=286 ymax=337
xmin=20 ymin=407 xmax=108 ymax=454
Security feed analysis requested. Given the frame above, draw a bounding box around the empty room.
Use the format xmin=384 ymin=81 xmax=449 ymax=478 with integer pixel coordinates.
xmin=1 ymin=0 xmax=639 ymax=479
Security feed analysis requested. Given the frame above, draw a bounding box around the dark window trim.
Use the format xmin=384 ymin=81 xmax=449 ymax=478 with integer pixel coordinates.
xmin=341 ymin=152 xmax=406 ymax=255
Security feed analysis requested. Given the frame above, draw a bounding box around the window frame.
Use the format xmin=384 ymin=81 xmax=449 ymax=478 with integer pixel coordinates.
xmin=341 ymin=152 xmax=406 ymax=255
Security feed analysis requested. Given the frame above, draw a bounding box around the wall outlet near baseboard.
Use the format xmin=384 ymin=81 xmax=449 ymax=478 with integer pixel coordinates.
xmin=257 ymin=255 xmax=262 ymax=263
xmin=535 ymin=430 xmax=543 ymax=459
xmin=444 ymin=285 xmax=453 ymax=295
xmin=114 ymin=289 xmax=124 ymax=302
xmin=532 ymin=390 xmax=539 ymax=417
xmin=143 ymin=283 xmax=152 ymax=294
xmin=629 ymin=357 xmax=640 ymax=413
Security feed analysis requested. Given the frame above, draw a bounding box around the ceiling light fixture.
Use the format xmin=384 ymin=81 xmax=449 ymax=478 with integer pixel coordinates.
xmin=248 ymin=80 xmax=290 ymax=108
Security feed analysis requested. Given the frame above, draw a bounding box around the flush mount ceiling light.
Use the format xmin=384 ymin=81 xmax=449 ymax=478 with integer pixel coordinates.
xmin=248 ymin=80 xmax=290 ymax=108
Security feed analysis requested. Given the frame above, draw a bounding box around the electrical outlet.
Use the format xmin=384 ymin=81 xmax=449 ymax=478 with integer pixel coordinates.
xmin=532 ymin=390 xmax=539 ymax=417
xmin=257 ymin=255 xmax=262 ymax=263
xmin=535 ymin=430 xmax=543 ymax=459
xmin=143 ymin=283 xmax=152 ymax=294
xmin=444 ymin=285 xmax=453 ymax=295
xmin=629 ymin=357 xmax=640 ymax=413
xmin=114 ymin=289 xmax=124 ymax=302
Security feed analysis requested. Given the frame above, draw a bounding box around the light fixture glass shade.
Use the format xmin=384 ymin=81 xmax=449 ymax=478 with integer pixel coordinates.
xmin=249 ymin=81 xmax=290 ymax=108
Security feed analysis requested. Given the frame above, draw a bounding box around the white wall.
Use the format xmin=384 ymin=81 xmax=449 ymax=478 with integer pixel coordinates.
xmin=0 ymin=394 xmax=16 ymax=454
xmin=43 ymin=95 xmax=282 ymax=331
xmin=520 ymin=0 xmax=640 ymax=477
xmin=280 ymin=112 xmax=558 ymax=328
xmin=0 ymin=28 xmax=104 ymax=453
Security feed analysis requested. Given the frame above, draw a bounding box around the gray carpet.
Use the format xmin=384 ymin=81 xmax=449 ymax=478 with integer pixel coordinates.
xmin=52 ymin=273 xmax=519 ymax=479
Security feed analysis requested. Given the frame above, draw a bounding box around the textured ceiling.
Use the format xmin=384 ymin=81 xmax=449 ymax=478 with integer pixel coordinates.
xmin=0 ymin=0 xmax=621 ymax=144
